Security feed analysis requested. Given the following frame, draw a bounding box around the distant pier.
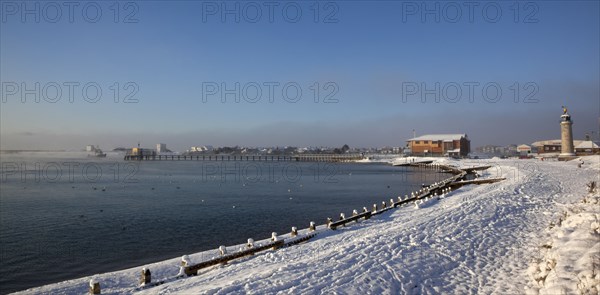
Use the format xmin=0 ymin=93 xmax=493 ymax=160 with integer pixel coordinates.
xmin=123 ymin=154 xmax=365 ymax=162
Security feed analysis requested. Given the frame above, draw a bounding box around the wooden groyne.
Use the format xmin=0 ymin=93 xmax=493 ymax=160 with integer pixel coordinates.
xmin=409 ymin=162 xmax=491 ymax=176
xmin=449 ymin=177 xmax=506 ymax=187
xmin=124 ymin=154 xmax=365 ymax=163
xmin=182 ymin=240 xmax=286 ymax=276
xmin=392 ymin=160 xmax=433 ymax=166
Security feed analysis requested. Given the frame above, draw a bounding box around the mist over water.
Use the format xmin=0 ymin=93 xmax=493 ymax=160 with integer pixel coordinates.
xmin=0 ymin=152 xmax=447 ymax=293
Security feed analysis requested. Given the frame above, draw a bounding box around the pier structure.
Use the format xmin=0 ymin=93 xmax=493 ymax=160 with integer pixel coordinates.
xmin=124 ymin=153 xmax=365 ymax=162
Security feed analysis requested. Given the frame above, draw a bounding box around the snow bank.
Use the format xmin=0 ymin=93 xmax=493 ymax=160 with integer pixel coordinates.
xmin=526 ymin=191 xmax=600 ymax=295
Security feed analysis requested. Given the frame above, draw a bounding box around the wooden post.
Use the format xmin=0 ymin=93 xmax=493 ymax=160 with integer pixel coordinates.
xmin=291 ymin=227 xmax=298 ymax=237
xmin=309 ymin=221 xmax=316 ymax=231
xmin=247 ymin=238 xmax=254 ymax=248
xmin=271 ymin=232 xmax=280 ymax=249
xmin=219 ymin=246 xmax=227 ymax=256
xmin=372 ymin=203 xmax=377 ymax=212
xmin=382 ymin=201 xmax=387 ymax=209
xmin=89 ymin=279 xmax=100 ymax=294
xmin=140 ymin=267 xmax=151 ymax=285
xmin=181 ymin=255 xmax=191 ymax=266
xmin=327 ymin=217 xmax=333 ymax=228
xmin=390 ymin=198 xmax=395 ymax=207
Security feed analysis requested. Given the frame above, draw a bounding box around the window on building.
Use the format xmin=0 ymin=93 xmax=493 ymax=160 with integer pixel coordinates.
xmin=415 ymin=141 xmax=420 ymax=144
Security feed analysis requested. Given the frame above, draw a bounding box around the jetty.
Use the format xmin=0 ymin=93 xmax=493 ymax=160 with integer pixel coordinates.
xmin=449 ymin=177 xmax=506 ymax=187
xmin=392 ymin=160 xmax=433 ymax=166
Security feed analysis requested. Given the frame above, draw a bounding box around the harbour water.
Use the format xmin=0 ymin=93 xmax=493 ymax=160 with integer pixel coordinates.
xmin=0 ymin=152 xmax=447 ymax=294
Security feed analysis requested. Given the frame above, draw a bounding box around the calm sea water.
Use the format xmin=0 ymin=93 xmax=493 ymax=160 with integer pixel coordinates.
xmin=0 ymin=152 xmax=446 ymax=294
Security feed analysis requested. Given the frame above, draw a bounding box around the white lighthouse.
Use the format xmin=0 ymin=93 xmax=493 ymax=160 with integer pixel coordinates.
xmin=559 ymin=106 xmax=576 ymax=160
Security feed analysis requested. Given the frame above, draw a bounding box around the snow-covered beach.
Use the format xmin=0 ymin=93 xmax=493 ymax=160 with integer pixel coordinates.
xmin=12 ymin=156 xmax=599 ymax=295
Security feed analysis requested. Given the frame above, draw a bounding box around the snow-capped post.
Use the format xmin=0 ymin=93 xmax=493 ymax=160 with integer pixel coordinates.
xmin=390 ymin=198 xmax=395 ymax=207
xmin=372 ymin=203 xmax=377 ymax=212
xmin=398 ymin=196 xmax=402 ymax=203
xmin=382 ymin=201 xmax=387 ymax=209
xmin=291 ymin=227 xmax=298 ymax=237
xmin=363 ymin=207 xmax=368 ymax=213
xmin=339 ymin=213 xmax=345 ymax=226
xmin=181 ymin=255 xmax=191 ymax=266
xmin=309 ymin=221 xmax=316 ymax=231
xmin=247 ymin=238 xmax=254 ymax=248
xmin=352 ymin=209 xmax=358 ymax=216
xmin=270 ymin=232 xmax=280 ymax=249
xmin=140 ymin=267 xmax=151 ymax=286
xmin=89 ymin=278 xmax=100 ymax=294
xmin=218 ymin=246 xmax=228 ymax=265
xmin=327 ymin=218 xmax=333 ymax=228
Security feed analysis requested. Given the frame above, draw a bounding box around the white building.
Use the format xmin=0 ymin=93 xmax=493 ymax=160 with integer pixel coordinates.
xmin=86 ymin=145 xmax=96 ymax=152
xmin=517 ymin=144 xmax=532 ymax=153
xmin=190 ymin=146 xmax=213 ymax=152
xmin=157 ymin=143 xmax=167 ymax=153
xmin=574 ymin=141 xmax=600 ymax=155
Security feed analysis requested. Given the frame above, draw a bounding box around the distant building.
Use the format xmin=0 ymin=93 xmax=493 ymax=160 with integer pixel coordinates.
xmin=575 ymin=141 xmax=600 ymax=155
xmin=131 ymin=148 xmax=156 ymax=156
xmin=532 ymin=139 xmax=586 ymax=155
xmin=406 ymin=134 xmax=470 ymax=157
xmin=478 ymin=145 xmax=501 ymax=155
xmin=517 ymin=144 xmax=532 ymax=154
xmin=190 ymin=146 xmax=214 ymax=152
xmin=156 ymin=143 xmax=167 ymax=153
xmin=380 ymin=146 xmax=402 ymax=154
xmin=86 ymin=145 xmax=96 ymax=152
xmin=533 ymin=140 xmax=566 ymax=154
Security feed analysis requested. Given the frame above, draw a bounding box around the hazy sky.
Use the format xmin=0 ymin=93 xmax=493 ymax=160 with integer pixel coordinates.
xmin=1 ymin=1 xmax=599 ymax=151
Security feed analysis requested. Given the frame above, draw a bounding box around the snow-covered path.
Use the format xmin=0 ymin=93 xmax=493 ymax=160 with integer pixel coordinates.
xmin=14 ymin=157 xmax=599 ymax=294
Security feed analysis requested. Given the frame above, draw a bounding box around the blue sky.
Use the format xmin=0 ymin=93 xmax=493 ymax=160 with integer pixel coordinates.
xmin=1 ymin=1 xmax=599 ymax=150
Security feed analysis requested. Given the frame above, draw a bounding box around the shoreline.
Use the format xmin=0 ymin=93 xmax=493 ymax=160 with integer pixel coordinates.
xmin=10 ymin=156 xmax=600 ymax=294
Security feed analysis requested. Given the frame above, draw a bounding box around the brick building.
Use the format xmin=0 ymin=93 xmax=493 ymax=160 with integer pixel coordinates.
xmin=406 ymin=134 xmax=470 ymax=157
